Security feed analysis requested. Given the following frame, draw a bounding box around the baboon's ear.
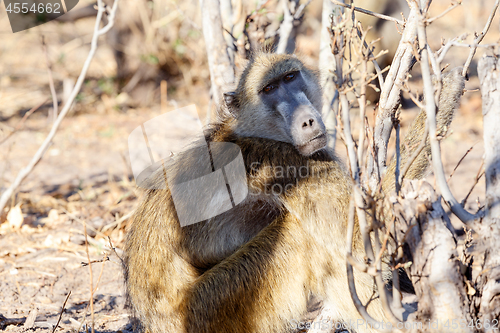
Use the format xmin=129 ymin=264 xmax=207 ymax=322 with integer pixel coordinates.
xmin=224 ymin=91 xmax=238 ymax=118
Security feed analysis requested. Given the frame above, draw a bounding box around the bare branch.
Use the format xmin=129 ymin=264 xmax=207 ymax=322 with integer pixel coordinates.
xmin=0 ymin=0 xmax=120 ymax=213
xmin=367 ymin=3 xmax=419 ymax=193
xmin=276 ymin=0 xmax=308 ymax=54
xmin=461 ymin=159 xmax=484 ymax=208
xmin=42 ymin=36 xmax=58 ymax=123
xmin=346 ymin=196 xmax=391 ymax=332
xmin=462 ymin=0 xmax=500 ymax=77
xmin=329 ymin=0 xmax=405 ymax=27
xmin=448 ymin=145 xmax=474 ymax=181
xmin=414 ymin=5 xmax=479 ymax=223
xmin=51 ymin=291 xmax=71 ymax=333
xmin=426 ymin=0 xmax=462 ymax=24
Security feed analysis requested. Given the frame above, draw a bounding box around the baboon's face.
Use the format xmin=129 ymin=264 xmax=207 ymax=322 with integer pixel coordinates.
xmin=258 ymin=69 xmax=327 ymax=156
xmin=230 ymin=54 xmax=327 ymax=156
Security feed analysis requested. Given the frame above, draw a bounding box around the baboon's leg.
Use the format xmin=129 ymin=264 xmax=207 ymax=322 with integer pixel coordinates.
xmin=183 ymin=214 xmax=311 ymax=333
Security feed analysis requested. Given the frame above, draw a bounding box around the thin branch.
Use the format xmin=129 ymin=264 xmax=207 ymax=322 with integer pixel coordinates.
xmin=341 ymin=87 xmax=402 ymax=324
xmin=81 ymin=257 xmax=110 ymax=267
xmin=366 ymin=3 xmax=419 ymax=193
xmin=427 ymin=0 xmax=462 ymax=24
xmin=346 ymin=196 xmax=391 ymax=332
xmin=461 ymin=159 xmax=484 ymax=207
xmin=448 ymin=145 xmax=474 ymax=181
xmin=0 ymin=0 xmax=121 ymax=213
xmin=415 ymin=4 xmax=479 ymax=223
xmin=108 ymin=236 xmax=124 ymax=266
xmin=276 ymin=0 xmax=310 ymax=54
xmin=93 ymin=253 xmax=109 ymax=294
xmin=346 ymin=253 xmax=369 ymax=273
xmin=340 ymin=94 xmax=359 ymax=182
xmin=436 ymin=36 xmax=459 ymax=64
xmin=462 ymin=0 xmax=500 ymax=77
xmin=42 ymin=36 xmax=58 ymax=123
xmin=333 ymin=16 xmax=400 ymax=326
xmin=84 ymin=225 xmax=95 ymax=333
xmin=329 ymin=0 xmax=405 ymax=27
xmin=353 ymin=20 xmax=385 ymax=97
xmin=51 ymin=291 xmax=71 ymax=333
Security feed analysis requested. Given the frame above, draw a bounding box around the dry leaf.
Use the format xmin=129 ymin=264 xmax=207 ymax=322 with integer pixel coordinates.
xmin=6 ymin=203 xmax=24 ymax=229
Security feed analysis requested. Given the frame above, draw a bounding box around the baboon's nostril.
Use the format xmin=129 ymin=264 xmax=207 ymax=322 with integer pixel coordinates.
xmin=302 ymin=119 xmax=315 ymax=128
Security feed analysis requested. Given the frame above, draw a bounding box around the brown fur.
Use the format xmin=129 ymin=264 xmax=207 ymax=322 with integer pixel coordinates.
xmin=124 ymin=53 xmax=464 ymax=333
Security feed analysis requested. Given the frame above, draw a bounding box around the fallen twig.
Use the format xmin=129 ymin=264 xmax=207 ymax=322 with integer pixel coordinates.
xmin=84 ymin=225 xmax=95 ymax=333
xmin=52 ymin=291 xmax=71 ymax=333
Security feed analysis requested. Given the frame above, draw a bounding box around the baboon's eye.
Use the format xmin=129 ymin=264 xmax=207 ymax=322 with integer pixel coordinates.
xmin=263 ymin=84 xmax=277 ymax=94
xmin=283 ymin=72 xmax=297 ymax=82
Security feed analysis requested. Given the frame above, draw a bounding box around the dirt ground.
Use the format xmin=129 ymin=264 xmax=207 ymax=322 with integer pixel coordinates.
xmin=0 ymin=0 xmax=497 ymax=332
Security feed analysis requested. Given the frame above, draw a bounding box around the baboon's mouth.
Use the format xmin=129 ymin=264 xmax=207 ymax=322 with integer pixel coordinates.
xmin=297 ymin=133 xmax=327 ymax=156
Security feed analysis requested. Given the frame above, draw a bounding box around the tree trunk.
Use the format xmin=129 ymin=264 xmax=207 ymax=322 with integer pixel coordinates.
xmin=319 ymin=0 xmax=342 ymax=150
xmin=476 ymin=55 xmax=500 ymax=332
xmin=200 ymin=0 xmax=236 ymax=119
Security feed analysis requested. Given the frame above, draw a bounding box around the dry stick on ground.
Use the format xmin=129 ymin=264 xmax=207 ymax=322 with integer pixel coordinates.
xmin=42 ymin=36 xmax=58 ymax=124
xmin=81 ymin=257 xmax=110 ymax=267
xmin=51 ymin=291 xmax=71 ymax=333
xmin=74 ymin=305 xmax=89 ymax=333
xmin=0 ymin=0 xmax=120 ymax=213
xmin=84 ymin=225 xmax=95 ymax=333
xmin=0 ymin=99 xmax=48 ymax=146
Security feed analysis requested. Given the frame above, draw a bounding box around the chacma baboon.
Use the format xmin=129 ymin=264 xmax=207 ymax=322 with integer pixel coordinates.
xmin=124 ymin=53 xmax=465 ymax=333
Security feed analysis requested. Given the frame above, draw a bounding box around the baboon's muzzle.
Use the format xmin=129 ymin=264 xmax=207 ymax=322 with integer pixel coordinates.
xmin=291 ymin=106 xmax=327 ymax=156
